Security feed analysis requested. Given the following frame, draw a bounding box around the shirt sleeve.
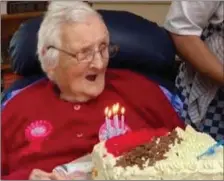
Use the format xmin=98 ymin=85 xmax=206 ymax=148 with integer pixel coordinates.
xmin=164 ymin=1 xmax=220 ymax=36
xmin=1 ymin=103 xmax=33 ymax=180
xmin=1 ymin=136 xmax=9 ymax=177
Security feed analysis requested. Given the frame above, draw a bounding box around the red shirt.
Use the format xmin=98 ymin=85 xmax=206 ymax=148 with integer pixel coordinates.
xmin=1 ymin=69 xmax=184 ymax=179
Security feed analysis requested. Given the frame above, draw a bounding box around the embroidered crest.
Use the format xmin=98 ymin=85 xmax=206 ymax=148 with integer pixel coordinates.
xmin=21 ymin=120 xmax=53 ymax=156
xmin=25 ymin=120 xmax=52 ymax=141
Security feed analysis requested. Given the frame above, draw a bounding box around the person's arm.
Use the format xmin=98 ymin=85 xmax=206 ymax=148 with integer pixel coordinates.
xmin=171 ymin=34 xmax=224 ymax=85
xmin=164 ymin=1 xmax=224 ymax=85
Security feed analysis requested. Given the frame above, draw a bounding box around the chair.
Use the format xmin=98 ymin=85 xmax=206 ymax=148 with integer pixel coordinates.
xmin=2 ymin=10 xmax=179 ymax=104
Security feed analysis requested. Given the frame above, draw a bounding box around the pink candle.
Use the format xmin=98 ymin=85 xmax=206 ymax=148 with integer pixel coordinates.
xmin=104 ymin=107 xmax=109 ymax=129
xmin=104 ymin=107 xmax=111 ymax=139
xmin=121 ymin=107 xmax=125 ymax=131
xmin=112 ymin=103 xmax=119 ymax=135
xmin=107 ymin=110 xmax=113 ymax=138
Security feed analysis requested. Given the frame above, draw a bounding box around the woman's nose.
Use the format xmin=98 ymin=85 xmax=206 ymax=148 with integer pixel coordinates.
xmin=91 ymin=52 xmax=104 ymax=70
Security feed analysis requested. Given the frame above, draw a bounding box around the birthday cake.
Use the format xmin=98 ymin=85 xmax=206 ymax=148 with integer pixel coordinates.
xmin=91 ymin=125 xmax=224 ymax=180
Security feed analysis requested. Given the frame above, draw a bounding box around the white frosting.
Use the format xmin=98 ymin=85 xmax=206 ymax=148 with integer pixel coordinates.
xmin=91 ymin=125 xmax=224 ymax=180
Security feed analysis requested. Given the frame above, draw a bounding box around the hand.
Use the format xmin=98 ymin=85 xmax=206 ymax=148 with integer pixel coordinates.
xmin=29 ymin=169 xmax=52 ymax=180
xmin=51 ymin=170 xmax=69 ymax=180
xmin=29 ymin=169 xmax=68 ymax=180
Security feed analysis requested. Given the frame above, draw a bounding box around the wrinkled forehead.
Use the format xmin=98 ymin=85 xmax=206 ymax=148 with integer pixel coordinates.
xmin=60 ymin=15 xmax=109 ymax=51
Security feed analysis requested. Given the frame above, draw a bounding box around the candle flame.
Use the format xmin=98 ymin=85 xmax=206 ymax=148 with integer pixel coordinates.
xmin=108 ymin=110 xmax=112 ymax=118
xmin=104 ymin=107 xmax=109 ymax=115
xmin=112 ymin=103 xmax=119 ymax=114
xmin=121 ymin=107 xmax=125 ymax=114
xmin=116 ymin=103 xmax=120 ymax=110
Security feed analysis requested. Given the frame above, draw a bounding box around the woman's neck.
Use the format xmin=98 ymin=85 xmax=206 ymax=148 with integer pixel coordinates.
xmin=51 ymin=82 xmax=93 ymax=103
xmin=59 ymin=92 xmax=90 ymax=103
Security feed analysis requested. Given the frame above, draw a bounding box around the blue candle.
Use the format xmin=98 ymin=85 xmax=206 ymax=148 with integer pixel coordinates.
xmin=197 ymin=140 xmax=224 ymax=160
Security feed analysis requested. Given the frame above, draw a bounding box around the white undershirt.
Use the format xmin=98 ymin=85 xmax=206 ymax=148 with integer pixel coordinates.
xmin=164 ymin=1 xmax=224 ymax=36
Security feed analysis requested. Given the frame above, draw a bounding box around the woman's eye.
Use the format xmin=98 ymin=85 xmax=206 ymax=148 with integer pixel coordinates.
xmin=81 ymin=48 xmax=91 ymax=55
xmin=100 ymin=43 xmax=108 ymax=50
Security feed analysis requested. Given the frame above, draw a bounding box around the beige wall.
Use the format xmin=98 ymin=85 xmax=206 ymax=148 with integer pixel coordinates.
xmin=93 ymin=2 xmax=171 ymax=25
xmin=0 ymin=1 xmax=7 ymax=14
xmin=1 ymin=1 xmax=171 ymax=25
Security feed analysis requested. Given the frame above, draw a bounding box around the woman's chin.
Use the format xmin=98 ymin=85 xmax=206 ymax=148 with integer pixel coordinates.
xmin=85 ymin=82 xmax=105 ymax=97
xmin=85 ymin=87 xmax=104 ymax=99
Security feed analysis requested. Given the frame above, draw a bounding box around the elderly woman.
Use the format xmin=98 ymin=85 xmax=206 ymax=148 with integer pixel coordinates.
xmin=1 ymin=1 xmax=184 ymax=180
xmin=164 ymin=1 xmax=224 ymax=141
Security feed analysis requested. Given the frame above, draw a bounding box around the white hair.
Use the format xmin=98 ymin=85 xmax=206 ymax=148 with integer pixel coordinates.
xmin=37 ymin=1 xmax=101 ymax=75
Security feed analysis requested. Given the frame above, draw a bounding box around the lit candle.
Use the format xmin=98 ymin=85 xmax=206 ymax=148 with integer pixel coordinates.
xmin=104 ymin=107 xmax=110 ymax=134
xmin=121 ymin=107 xmax=125 ymax=132
xmin=108 ymin=109 xmax=113 ymax=138
xmin=112 ymin=103 xmax=119 ymax=135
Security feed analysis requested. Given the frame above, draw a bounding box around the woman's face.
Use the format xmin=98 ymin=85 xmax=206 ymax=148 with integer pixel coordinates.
xmin=52 ymin=15 xmax=110 ymax=102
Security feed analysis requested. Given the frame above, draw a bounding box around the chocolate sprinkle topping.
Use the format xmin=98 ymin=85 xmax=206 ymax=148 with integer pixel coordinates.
xmin=116 ymin=130 xmax=183 ymax=169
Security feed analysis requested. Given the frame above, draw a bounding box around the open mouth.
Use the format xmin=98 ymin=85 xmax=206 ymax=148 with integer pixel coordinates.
xmin=85 ymin=74 xmax=97 ymax=82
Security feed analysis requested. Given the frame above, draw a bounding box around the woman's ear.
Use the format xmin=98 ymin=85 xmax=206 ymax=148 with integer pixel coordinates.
xmin=40 ymin=46 xmax=59 ymax=81
xmin=43 ymin=47 xmax=59 ymax=68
